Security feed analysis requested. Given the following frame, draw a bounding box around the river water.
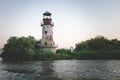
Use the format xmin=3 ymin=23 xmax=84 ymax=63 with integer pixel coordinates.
xmin=0 ymin=60 xmax=120 ymax=80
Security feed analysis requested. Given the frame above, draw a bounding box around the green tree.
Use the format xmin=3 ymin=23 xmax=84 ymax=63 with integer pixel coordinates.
xmin=74 ymin=35 xmax=120 ymax=59
xmin=2 ymin=36 xmax=37 ymax=61
xmin=75 ymin=41 xmax=90 ymax=51
xmin=56 ymin=48 xmax=71 ymax=54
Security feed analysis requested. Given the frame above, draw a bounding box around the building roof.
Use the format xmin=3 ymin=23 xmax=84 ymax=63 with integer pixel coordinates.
xmin=43 ymin=11 xmax=51 ymax=16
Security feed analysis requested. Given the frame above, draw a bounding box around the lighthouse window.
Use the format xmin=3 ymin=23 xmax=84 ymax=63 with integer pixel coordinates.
xmin=45 ymin=31 xmax=47 ymax=34
xmin=45 ymin=42 xmax=47 ymax=45
xmin=39 ymin=41 xmax=41 ymax=44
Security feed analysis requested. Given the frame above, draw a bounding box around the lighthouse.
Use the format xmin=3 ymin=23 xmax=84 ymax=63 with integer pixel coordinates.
xmin=39 ymin=11 xmax=57 ymax=52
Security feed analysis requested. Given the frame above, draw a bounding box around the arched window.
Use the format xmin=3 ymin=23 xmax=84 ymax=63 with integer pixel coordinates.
xmin=39 ymin=41 xmax=41 ymax=44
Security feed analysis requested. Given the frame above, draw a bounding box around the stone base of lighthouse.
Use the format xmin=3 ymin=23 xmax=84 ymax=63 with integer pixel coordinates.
xmin=40 ymin=47 xmax=57 ymax=53
xmin=38 ymin=44 xmax=57 ymax=53
xmin=38 ymin=39 xmax=57 ymax=53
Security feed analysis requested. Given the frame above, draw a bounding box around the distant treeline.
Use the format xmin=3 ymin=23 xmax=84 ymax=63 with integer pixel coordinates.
xmin=74 ymin=35 xmax=120 ymax=59
xmin=75 ymin=35 xmax=120 ymax=51
xmin=1 ymin=35 xmax=120 ymax=62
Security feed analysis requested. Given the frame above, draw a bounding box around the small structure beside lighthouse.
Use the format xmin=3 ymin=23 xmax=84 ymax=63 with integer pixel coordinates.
xmin=39 ymin=11 xmax=57 ymax=52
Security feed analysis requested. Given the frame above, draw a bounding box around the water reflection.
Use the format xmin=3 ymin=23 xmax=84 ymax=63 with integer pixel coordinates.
xmin=0 ymin=61 xmax=62 ymax=80
xmin=39 ymin=61 xmax=54 ymax=75
xmin=0 ymin=60 xmax=120 ymax=80
xmin=53 ymin=60 xmax=80 ymax=80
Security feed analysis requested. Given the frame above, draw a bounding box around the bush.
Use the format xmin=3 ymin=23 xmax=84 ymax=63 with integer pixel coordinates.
xmin=2 ymin=36 xmax=37 ymax=62
xmin=38 ymin=50 xmax=55 ymax=60
xmin=74 ymin=50 xmax=120 ymax=60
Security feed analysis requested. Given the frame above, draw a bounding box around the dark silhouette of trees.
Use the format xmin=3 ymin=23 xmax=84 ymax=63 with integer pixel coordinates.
xmin=2 ymin=35 xmax=120 ymax=61
xmin=2 ymin=36 xmax=37 ymax=61
xmin=56 ymin=48 xmax=71 ymax=54
xmin=75 ymin=35 xmax=120 ymax=51
xmin=75 ymin=35 xmax=120 ymax=59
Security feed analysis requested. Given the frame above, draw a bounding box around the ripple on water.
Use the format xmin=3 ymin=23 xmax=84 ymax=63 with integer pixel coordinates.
xmin=0 ymin=60 xmax=120 ymax=80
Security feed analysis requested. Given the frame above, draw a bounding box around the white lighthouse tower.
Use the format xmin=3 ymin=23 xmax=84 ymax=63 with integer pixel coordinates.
xmin=39 ymin=11 xmax=57 ymax=52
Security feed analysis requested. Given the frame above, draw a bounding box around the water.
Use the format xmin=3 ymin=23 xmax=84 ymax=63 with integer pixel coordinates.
xmin=0 ymin=60 xmax=120 ymax=80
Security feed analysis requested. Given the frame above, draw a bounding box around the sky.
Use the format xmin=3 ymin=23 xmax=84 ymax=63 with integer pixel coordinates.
xmin=0 ymin=0 xmax=120 ymax=49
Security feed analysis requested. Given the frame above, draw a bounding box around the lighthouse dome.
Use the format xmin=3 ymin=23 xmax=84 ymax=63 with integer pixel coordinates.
xmin=43 ymin=11 xmax=51 ymax=16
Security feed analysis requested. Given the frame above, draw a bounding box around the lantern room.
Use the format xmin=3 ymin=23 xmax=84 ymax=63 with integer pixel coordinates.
xmin=41 ymin=11 xmax=54 ymax=26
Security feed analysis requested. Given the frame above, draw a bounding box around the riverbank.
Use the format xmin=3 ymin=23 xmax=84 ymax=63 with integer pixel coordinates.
xmin=74 ymin=50 xmax=120 ymax=60
xmin=1 ymin=50 xmax=120 ymax=62
xmin=1 ymin=35 xmax=120 ymax=62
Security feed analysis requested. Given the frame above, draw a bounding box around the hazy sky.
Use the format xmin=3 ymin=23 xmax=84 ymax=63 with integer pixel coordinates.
xmin=0 ymin=0 xmax=120 ymax=49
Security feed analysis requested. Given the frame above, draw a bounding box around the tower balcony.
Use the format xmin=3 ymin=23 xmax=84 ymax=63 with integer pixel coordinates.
xmin=41 ymin=22 xmax=54 ymax=26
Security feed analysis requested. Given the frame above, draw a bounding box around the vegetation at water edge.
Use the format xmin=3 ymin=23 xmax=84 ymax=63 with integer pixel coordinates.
xmin=1 ymin=35 xmax=120 ymax=62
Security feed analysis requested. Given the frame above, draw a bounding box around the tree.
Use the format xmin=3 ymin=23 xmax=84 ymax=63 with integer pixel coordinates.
xmin=75 ymin=41 xmax=90 ymax=51
xmin=2 ymin=36 xmax=37 ymax=61
xmin=56 ymin=48 xmax=71 ymax=54
xmin=75 ymin=35 xmax=120 ymax=51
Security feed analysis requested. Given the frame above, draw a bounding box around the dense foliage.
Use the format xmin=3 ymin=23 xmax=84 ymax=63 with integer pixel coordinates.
xmin=1 ymin=36 xmax=73 ymax=62
xmin=75 ymin=35 xmax=120 ymax=51
xmin=2 ymin=36 xmax=37 ymax=61
xmin=74 ymin=35 xmax=120 ymax=59
xmin=2 ymin=35 xmax=120 ymax=62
